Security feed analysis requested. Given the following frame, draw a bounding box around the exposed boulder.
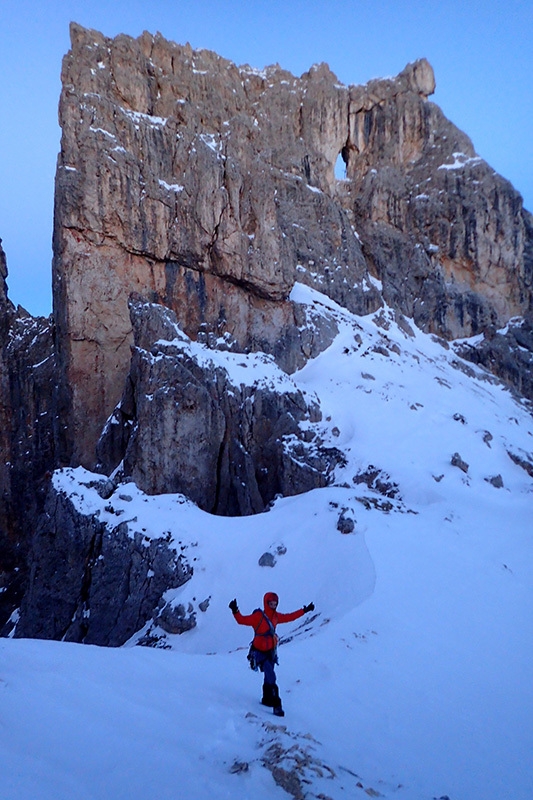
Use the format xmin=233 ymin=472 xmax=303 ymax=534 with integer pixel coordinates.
xmin=337 ymin=511 xmax=356 ymax=534
xmin=156 ymin=602 xmax=196 ymax=635
xmin=258 ymin=552 xmax=277 ymax=568
xmin=506 ymin=449 xmax=533 ymax=478
xmin=451 ymin=452 xmax=469 ymax=473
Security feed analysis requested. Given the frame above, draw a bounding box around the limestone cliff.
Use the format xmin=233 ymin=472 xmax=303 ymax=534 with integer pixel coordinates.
xmin=54 ymin=24 xmax=532 ymax=468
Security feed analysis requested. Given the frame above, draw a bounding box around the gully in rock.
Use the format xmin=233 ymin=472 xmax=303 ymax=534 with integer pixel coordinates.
xmin=229 ymin=592 xmax=315 ymax=716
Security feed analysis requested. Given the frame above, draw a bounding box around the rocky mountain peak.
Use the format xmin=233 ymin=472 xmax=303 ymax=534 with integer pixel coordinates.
xmin=52 ymin=24 xmax=532 ymax=468
xmin=1 ymin=23 xmax=532 ymax=639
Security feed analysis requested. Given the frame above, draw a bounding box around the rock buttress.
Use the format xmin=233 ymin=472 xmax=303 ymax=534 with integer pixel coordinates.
xmin=54 ymin=24 xmax=532 ymax=467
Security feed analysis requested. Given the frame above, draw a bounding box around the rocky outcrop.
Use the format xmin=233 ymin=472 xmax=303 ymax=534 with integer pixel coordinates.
xmin=0 ymin=239 xmax=15 ymax=621
xmin=454 ymin=316 xmax=533 ymax=403
xmin=97 ymin=299 xmax=343 ymax=515
xmin=53 ymin=25 xmax=378 ymax=467
xmin=0 ymin=240 xmax=56 ymax=632
xmin=14 ymin=477 xmax=192 ymax=645
xmin=53 ymin=24 xmax=533 ymax=467
xmin=347 ymin=100 xmax=533 ymax=338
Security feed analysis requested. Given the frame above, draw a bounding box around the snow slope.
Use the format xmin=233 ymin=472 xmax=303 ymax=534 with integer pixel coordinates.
xmin=1 ymin=286 xmax=532 ymax=799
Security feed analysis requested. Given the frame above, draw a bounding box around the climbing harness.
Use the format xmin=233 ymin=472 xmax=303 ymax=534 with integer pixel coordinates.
xmin=247 ymin=609 xmax=278 ymax=670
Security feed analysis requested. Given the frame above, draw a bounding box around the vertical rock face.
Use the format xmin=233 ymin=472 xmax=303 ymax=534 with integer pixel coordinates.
xmin=54 ymin=24 xmax=532 ymax=469
xmin=344 ymin=76 xmax=533 ymax=336
xmin=0 ymin=240 xmax=15 ymax=598
xmin=0 ymin=241 xmax=55 ymax=631
xmin=96 ymin=300 xmax=343 ymax=515
xmin=15 ymin=480 xmax=192 ymax=646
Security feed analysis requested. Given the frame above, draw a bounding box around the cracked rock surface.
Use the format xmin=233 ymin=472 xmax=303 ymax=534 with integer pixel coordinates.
xmin=15 ymin=482 xmax=192 ymax=646
xmin=96 ymin=299 xmax=344 ymax=515
xmin=53 ymin=23 xmax=533 ymax=466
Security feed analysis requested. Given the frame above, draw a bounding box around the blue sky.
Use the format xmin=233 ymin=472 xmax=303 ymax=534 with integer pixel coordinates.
xmin=1 ymin=0 xmax=532 ymax=317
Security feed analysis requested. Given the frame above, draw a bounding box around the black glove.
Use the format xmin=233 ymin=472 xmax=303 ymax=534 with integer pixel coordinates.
xmin=302 ymin=602 xmax=315 ymax=613
xmin=229 ymin=598 xmax=239 ymax=614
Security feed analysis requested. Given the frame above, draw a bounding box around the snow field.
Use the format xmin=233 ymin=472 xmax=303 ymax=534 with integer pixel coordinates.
xmin=2 ymin=285 xmax=532 ymax=799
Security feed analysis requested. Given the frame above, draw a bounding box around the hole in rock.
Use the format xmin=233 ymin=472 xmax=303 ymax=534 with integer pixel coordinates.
xmin=335 ymin=151 xmax=347 ymax=180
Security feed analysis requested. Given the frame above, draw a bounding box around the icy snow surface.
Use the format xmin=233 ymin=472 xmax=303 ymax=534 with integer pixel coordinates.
xmin=1 ymin=285 xmax=532 ymax=799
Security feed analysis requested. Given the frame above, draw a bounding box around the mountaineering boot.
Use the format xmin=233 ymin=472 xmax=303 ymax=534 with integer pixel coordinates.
xmin=261 ymin=683 xmax=275 ymax=707
xmin=271 ymin=684 xmax=285 ymax=717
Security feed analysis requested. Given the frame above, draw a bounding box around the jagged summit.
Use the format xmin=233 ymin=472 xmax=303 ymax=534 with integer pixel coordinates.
xmin=52 ymin=24 xmax=532 ymax=468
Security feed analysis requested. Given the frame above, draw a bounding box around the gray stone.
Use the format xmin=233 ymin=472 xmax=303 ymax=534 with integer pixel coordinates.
xmin=258 ymin=552 xmax=277 ymax=568
xmin=455 ymin=316 xmax=533 ymax=402
xmin=353 ymin=465 xmax=400 ymax=498
xmin=14 ymin=483 xmax=192 ymax=646
xmin=337 ymin=513 xmax=355 ymax=534
xmin=156 ymin=603 xmax=196 ymax=634
xmin=507 ymin=450 xmax=533 ymax=478
xmin=96 ymin=300 xmax=344 ymax=515
xmin=0 ymin=243 xmax=55 ymax=633
xmin=91 ymin=479 xmax=116 ymax=500
xmin=451 ymin=453 xmax=469 ymax=473
xmin=229 ymin=761 xmax=249 ymax=774
xmin=482 ymin=431 xmax=494 ymax=447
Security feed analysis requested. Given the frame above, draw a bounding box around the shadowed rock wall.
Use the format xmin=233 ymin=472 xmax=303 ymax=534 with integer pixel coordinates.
xmin=96 ymin=299 xmax=343 ymax=515
xmin=0 ymin=241 xmax=55 ymax=631
xmin=15 ymin=480 xmax=192 ymax=646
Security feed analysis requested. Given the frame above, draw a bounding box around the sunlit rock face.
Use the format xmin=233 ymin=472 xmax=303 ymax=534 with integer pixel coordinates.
xmin=53 ymin=23 xmax=532 ymax=467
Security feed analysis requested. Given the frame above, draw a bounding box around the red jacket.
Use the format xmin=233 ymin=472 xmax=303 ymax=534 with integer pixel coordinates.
xmin=233 ymin=592 xmax=305 ymax=651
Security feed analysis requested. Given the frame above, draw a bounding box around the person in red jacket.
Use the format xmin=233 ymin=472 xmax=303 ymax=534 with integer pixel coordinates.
xmin=229 ymin=591 xmax=315 ymax=716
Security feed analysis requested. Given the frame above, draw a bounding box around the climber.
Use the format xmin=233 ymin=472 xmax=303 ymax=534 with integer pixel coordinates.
xmin=229 ymin=592 xmax=315 ymax=717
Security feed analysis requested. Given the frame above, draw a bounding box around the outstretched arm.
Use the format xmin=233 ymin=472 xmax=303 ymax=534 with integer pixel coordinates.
xmin=229 ymin=598 xmax=260 ymax=626
xmin=233 ymin=610 xmax=260 ymax=626
xmin=277 ymin=602 xmax=315 ymax=624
